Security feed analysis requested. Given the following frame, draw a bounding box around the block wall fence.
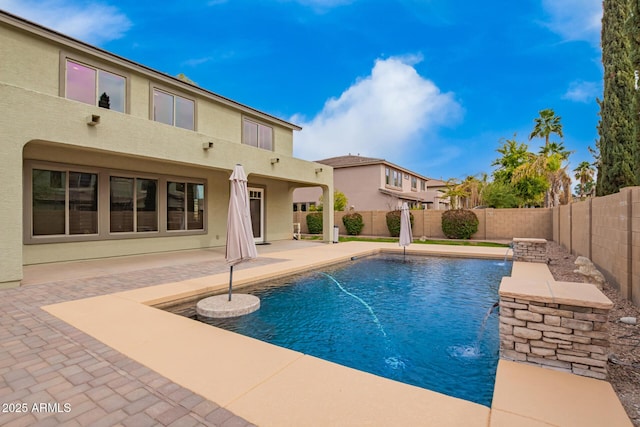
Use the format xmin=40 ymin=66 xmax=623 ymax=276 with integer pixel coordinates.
xmin=294 ymin=186 xmax=639 ymax=307
xmin=554 ymin=186 xmax=639 ymax=307
xmin=293 ymin=208 xmax=554 ymax=241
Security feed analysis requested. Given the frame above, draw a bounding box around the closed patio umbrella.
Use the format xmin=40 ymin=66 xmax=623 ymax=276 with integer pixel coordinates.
xmin=225 ymin=164 xmax=258 ymax=301
xmin=399 ymin=202 xmax=412 ymax=260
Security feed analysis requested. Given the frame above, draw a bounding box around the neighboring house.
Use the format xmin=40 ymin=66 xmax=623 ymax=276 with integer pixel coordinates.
xmin=293 ymin=155 xmax=449 ymax=211
xmin=0 ymin=11 xmax=333 ymax=288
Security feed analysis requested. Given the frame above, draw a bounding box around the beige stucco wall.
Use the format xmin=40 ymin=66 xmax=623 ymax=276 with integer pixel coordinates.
xmin=335 ymin=165 xmax=390 ymax=210
xmin=293 ymin=164 xmax=432 ymax=211
xmin=0 ymin=15 xmax=334 ymax=286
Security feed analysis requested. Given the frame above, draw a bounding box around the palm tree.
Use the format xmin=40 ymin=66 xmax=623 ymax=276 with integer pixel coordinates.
xmin=528 ymin=110 xmax=570 ymax=207
xmin=529 ymin=109 xmax=564 ymax=148
xmin=443 ymin=178 xmax=467 ymax=209
xmin=574 ymin=161 xmax=596 ymax=200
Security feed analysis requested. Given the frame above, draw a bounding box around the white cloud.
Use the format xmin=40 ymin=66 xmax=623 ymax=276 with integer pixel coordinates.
xmin=562 ymin=80 xmax=601 ymax=103
xmin=541 ymin=0 xmax=602 ymax=47
xmin=292 ymin=55 xmax=463 ymax=162
xmin=0 ymin=0 xmax=131 ymax=45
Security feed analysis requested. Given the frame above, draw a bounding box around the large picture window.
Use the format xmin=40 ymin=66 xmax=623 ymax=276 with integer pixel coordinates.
xmin=243 ymin=118 xmax=273 ymax=150
xmin=153 ymin=89 xmax=195 ymax=130
xmin=167 ymin=182 xmax=204 ymax=231
xmin=28 ymin=164 xmax=204 ymax=242
xmin=110 ymin=177 xmax=158 ymax=233
xmin=65 ymin=59 xmax=126 ymax=112
xmin=32 ymin=169 xmax=98 ymax=236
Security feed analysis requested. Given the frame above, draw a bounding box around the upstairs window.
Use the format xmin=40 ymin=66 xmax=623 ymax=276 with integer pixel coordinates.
xmin=65 ymin=60 xmax=125 ymax=112
xmin=386 ymin=167 xmax=402 ymax=187
xmin=411 ymin=177 xmax=418 ymax=190
xmin=153 ymin=89 xmax=195 ymax=130
xmin=243 ymin=118 xmax=273 ymax=150
xmin=392 ymin=170 xmax=402 ymax=187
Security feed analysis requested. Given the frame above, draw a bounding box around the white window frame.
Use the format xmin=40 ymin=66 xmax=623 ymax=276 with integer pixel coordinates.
xmin=151 ymin=86 xmax=196 ymax=130
xmin=60 ymin=54 xmax=129 ymax=113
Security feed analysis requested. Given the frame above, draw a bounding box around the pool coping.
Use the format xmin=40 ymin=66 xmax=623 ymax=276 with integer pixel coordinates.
xmin=41 ymin=242 xmax=632 ymax=426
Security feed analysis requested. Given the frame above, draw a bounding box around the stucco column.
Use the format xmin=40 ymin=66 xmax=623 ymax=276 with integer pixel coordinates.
xmin=0 ymin=121 xmax=24 ymax=286
xmin=321 ymin=186 xmax=335 ymax=243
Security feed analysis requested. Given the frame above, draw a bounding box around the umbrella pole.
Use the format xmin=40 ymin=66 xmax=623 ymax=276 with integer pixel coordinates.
xmin=228 ymin=265 xmax=234 ymax=301
xmin=403 ymin=246 xmax=406 ymax=262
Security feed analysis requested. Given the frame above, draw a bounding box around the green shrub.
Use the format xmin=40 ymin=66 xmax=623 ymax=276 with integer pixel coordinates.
xmin=385 ymin=210 xmax=414 ymax=237
xmin=441 ymin=209 xmax=479 ymax=239
xmin=342 ymin=212 xmax=364 ymax=235
xmin=306 ymin=212 xmax=323 ymax=234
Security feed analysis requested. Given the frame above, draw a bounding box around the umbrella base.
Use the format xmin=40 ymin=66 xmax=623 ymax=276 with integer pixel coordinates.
xmin=196 ymin=294 xmax=260 ymax=318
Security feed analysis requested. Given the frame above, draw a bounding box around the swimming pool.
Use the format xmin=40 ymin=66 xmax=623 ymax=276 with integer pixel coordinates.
xmin=184 ymin=254 xmax=511 ymax=407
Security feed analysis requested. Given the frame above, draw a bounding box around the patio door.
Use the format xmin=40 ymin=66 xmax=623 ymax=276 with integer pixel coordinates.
xmin=249 ymin=187 xmax=264 ymax=243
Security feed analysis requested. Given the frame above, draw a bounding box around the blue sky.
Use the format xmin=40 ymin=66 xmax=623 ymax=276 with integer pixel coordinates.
xmin=1 ymin=0 xmax=603 ymax=182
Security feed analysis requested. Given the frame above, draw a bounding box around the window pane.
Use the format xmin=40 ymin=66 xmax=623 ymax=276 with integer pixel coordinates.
xmin=68 ymin=172 xmax=98 ymax=235
xmin=137 ymin=179 xmax=158 ymax=232
xmin=154 ymin=90 xmax=174 ymax=125
xmin=32 ymin=169 xmax=66 ymax=236
xmin=66 ymin=60 xmax=96 ymax=105
xmin=243 ymin=120 xmax=258 ymax=147
xmin=258 ymin=124 xmax=273 ymax=150
xmin=167 ymin=182 xmax=185 ymax=230
xmin=186 ymin=183 xmax=204 ymax=230
xmin=98 ymin=71 xmax=126 ymax=112
xmin=250 ymin=198 xmax=260 ymax=238
xmin=110 ymin=177 xmax=134 ymax=233
xmin=175 ymin=96 xmax=194 ymax=130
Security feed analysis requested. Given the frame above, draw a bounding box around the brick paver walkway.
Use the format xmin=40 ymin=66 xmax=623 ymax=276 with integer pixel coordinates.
xmin=0 ymin=256 xmax=283 ymax=427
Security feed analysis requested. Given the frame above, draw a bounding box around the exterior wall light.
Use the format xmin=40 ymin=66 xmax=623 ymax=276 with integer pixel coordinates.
xmin=86 ymin=114 xmax=100 ymax=126
xmin=315 ymin=168 xmax=323 ymax=173
xmin=202 ymin=141 xmax=214 ymax=150
xmin=270 ymin=158 xmax=280 ymax=164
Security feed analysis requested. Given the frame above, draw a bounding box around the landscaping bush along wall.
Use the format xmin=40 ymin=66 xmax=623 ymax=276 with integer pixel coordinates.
xmin=293 ymin=208 xmax=553 ymax=240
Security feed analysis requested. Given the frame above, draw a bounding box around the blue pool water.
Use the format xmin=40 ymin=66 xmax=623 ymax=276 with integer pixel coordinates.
xmin=196 ymin=254 xmax=511 ymax=407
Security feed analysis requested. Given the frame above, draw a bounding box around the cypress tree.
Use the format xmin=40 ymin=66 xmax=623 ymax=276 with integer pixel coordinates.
xmin=631 ymin=0 xmax=640 ymax=184
xmin=596 ymin=0 xmax=637 ymax=195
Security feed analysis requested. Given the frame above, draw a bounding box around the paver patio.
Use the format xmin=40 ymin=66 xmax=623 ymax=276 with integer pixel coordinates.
xmin=0 ymin=243 xmax=301 ymax=427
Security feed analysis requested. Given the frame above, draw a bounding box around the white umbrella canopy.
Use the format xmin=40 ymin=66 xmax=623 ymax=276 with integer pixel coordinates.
xmin=225 ymin=164 xmax=258 ymax=300
xmin=399 ymin=202 xmax=412 ymax=259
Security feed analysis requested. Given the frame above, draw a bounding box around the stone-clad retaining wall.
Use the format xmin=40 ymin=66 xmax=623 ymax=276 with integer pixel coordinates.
xmin=499 ymin=291 xmax=611 ymax=380
xmin=512 ymin=238 xmax=548 ymax=263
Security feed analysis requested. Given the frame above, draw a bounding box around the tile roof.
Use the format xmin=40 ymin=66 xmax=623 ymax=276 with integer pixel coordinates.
xmin=315 ymin=155 xmax=385 ymax=167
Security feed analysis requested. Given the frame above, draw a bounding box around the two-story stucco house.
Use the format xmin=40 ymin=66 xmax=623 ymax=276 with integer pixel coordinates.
xmin=0 ymin=11 xmax=334 ymax=288
xmin=293 ymin=155 xmax=449 ymax=211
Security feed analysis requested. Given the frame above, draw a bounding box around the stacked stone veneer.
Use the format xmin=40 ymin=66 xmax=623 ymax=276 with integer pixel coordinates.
xmin=500 ymin=277 xmax=613 ymax=379
xmin=512 ymin=237 xmax=548 ymax=263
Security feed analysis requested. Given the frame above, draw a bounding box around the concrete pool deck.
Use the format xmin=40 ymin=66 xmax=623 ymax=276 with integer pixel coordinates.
xmin=4 ymin=241 xmax=633 ymax=426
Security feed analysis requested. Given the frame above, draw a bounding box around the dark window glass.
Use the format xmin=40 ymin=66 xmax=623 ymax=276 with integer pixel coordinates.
xmin=68 ymin=172 xmax=98 ymax=235
xmin=110 ymin=177 xmax=134 ymax=233
xmin=137 ymin=179 xmax=158 ymax=232
xmin=32 ymin=170 xmax=66 ymax=236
